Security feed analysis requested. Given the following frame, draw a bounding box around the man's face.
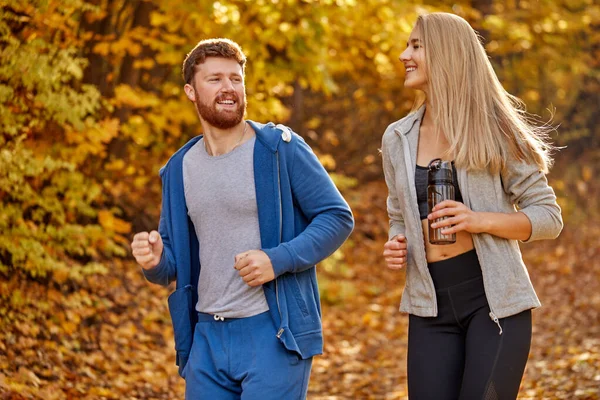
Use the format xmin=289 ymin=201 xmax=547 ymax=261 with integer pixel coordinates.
xmin=186 ymin=57 xmax=246 ymax=129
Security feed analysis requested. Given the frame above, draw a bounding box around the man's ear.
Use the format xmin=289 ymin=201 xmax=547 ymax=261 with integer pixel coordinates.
xmin=184 ymin=84 xmax=195 ymax=102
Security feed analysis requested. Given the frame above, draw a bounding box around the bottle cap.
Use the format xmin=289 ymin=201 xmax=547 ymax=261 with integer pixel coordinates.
xmin=427 ymin=158 xmax=453 ymax=184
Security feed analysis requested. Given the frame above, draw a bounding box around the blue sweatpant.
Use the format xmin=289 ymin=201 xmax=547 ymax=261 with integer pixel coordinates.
xmin=183 ymin=311 xmax=313 ymax=400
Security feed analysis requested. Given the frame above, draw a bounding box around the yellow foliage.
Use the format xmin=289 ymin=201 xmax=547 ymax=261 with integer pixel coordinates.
xmin=92 ymin=42 xmax=111 ymax=56
xmin=318 ymin=153 xmax=337 ymax=170
xmin=133 ymin=58 xmax=155 ymax=69
xmin=97 ymin=210 xmax=132 ymax=234
xmin=113 ymin=84 xmax=161 ymax=109
xmin=52 ymin=268 xmax=70 ymax=285
xmin=106 ymin=159 xmax=126 ymax=171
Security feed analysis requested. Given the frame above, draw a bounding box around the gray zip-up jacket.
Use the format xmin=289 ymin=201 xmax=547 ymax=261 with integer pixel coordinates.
xmin=382 ymin=107 xmax=563 ymax=321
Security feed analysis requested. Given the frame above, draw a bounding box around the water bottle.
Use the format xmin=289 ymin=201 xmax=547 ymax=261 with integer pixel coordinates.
xmin=427 ymin=158 xmax=456 ymax=245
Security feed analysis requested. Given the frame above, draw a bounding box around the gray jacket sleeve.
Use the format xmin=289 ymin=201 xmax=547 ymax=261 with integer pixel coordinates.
xmin=382 ymin=133 xmax=406 ymax=240
xmin=501 ymin=154 xmax=563 ymax=242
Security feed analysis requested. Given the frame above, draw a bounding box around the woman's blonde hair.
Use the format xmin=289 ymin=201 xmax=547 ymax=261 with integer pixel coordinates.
xmin=412 ymin=12 xmax=555 ymax=173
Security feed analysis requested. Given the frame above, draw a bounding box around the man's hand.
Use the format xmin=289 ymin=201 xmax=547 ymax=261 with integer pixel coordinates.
xmin=234 ymin=250 xmax=275 ymax=287
xmin=383 ymin=234 xmax=408 ymax=270
xmin=131 ymin=231 xmax=163 ymax=270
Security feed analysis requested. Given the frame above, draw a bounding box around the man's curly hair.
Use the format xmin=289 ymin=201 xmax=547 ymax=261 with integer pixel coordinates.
xmin=182 ymin=38 xmax=246 ymax=84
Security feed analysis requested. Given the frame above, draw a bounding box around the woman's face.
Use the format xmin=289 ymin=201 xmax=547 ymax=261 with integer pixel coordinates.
xmin=399 ymin=27 xmax=428 ymax=92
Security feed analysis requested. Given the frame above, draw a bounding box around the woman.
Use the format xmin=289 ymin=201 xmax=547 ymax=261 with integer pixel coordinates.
xmin=381 ymin=13 xmax=563 ymax=400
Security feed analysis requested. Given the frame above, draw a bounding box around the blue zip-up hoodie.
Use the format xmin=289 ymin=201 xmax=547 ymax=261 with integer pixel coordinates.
xmin=143 ymin=121 xmax=354 ymax=376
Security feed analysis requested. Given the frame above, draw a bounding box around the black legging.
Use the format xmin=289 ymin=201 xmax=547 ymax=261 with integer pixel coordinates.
xmin=407 ymin=250 xmax=532 ymax=400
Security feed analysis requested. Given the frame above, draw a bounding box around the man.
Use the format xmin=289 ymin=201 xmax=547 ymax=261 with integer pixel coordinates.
xmin=130 ymin=38 xmax=353 ymax=399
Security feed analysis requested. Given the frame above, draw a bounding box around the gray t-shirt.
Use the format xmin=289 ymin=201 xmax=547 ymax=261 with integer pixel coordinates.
xmin=182 ymin=136 xmax=269 ymax=318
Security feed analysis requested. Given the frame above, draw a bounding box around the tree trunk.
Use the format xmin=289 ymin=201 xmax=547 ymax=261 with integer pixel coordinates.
xmin=109 ymin=0 xmax=157 ymax=159
xmin=471 ymin=0 xmax=493 ymax=43
xmin=81 ymin=0 xmax=116 ymax=96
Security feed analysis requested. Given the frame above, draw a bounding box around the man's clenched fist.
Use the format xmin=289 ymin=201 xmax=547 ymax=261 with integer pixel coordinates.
xmin=131 ymin=230 xmax=163 ymax=270
xmin=233 ymin=250 xmax=275 ymax=287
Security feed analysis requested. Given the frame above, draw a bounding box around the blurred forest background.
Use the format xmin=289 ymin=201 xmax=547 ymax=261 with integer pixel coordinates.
xmin=0 ymin=0 xmax=598 ymax=398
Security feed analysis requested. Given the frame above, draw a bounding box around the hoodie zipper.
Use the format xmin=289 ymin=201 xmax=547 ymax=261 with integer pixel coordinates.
xmin=275 ymin=151 xmax=284 ymax=339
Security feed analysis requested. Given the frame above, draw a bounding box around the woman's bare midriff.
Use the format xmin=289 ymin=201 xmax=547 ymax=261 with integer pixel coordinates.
xmin=421 ymin=219 xmax=475 ymax=263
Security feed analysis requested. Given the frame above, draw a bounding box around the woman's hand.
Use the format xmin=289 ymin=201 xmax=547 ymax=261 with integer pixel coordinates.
xmin=383 ymin=235 xmax=408 ymax=270
xmin=428 ymin=200 xmax=487 ymax=235
xmin=429 ymin=200 xmax=533 ymax=241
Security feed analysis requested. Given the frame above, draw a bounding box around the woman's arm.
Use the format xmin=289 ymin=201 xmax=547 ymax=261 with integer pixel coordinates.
xmin=429 ymin=152 xmax=563 ymax=242
xmin=429 ymin=201 xmax=532 ymax=241
xmin=382 ymin=134 xmax=406 ymax=240
xmin=500 ymin=155 xmax=563 ymax=242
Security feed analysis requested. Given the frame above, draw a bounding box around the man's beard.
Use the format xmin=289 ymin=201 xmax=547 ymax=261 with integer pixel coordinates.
xmin=195 ymin=91 xmax=246 ymax=129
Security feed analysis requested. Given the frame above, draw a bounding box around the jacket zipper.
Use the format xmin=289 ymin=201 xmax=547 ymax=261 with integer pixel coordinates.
xmin=399 ymin=131 xmax=438 ymax=317
xmin=457 ymin=168 xmax=503 ymax=335
xmin=463 ymin=237 xmax=503 ymax=335
xmin=275 ymin=151 xmax=284 ymax=339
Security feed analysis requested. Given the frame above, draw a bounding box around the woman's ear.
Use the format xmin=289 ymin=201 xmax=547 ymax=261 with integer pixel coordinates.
xmin=183 ymin=84 xmax=195 ymax=102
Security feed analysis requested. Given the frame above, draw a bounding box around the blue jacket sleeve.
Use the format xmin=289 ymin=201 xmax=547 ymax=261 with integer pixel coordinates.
xmin=263 ymin=136 xmax=354 ymax=277
xmin=141 ymin=173 xmax=178 ymax=286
